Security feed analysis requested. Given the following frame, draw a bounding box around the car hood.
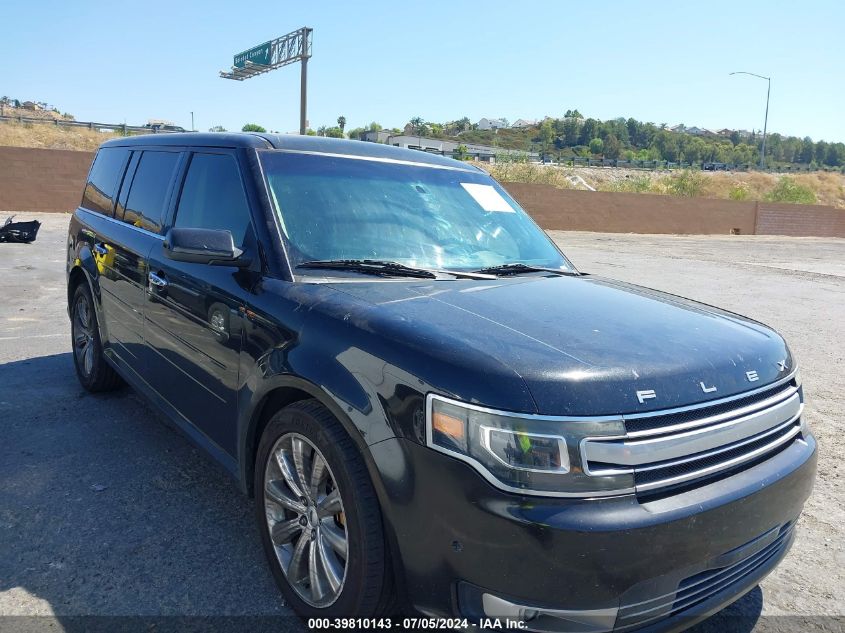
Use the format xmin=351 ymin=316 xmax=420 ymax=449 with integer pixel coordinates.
xmin=326 ymin=275 xmax=793 ymax=416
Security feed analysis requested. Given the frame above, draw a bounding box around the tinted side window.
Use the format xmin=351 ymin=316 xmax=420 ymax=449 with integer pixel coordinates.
xmin=123 ymin=151 xmax=181 ymax=234
xmin=81 ymin=148 xmax=130 ymax=215
xmin=174 ymin=153 xmax=253 ymax=247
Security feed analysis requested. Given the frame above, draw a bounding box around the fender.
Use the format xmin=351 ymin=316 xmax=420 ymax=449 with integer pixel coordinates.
xmin=67 ymin=229 xmax=109 ymax=344
xmin=237 ymin=372 xmax=394 ymax=503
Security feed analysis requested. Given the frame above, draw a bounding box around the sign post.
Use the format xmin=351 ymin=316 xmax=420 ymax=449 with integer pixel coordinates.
xmin=221 ymin=28 xmax=313 ymax=135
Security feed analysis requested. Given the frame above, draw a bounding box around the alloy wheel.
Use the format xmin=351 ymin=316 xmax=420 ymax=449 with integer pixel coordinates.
xmin=263 ymin=432 xmax=349 ymax=607
xmin=73 ymin=294 xmax=95 ymax=377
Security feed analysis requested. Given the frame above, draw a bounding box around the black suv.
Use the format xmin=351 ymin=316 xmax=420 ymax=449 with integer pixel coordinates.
xmin=67 ymin=133 xmax=816 ymax=631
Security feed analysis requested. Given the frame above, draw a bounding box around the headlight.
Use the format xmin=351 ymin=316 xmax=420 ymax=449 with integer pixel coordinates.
xmin=426 ymin=394 xmax=634 ymax=497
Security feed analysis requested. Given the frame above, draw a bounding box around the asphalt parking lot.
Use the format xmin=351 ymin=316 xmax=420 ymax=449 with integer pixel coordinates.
xmin=1 ymin=213 xmax=843 ymax=632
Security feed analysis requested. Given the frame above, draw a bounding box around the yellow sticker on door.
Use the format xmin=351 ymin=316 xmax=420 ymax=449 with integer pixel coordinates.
xmin=460 ymin=183 xmax=515 ymax=212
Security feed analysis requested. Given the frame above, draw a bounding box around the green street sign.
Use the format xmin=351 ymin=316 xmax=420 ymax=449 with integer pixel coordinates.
xmin=234 ymin=42 xmax=272 ymax=68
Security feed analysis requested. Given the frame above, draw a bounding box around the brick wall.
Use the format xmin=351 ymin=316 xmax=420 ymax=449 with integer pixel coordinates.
xmin=0 ymin=146 xmax=94 ymax=213
xmin=756 ymin=202 xmax=845 ymax=238
xmin=502 ymin=183 xmax=759 ymax=235
xmin=0 ymin=145 xmax=842 ymax=238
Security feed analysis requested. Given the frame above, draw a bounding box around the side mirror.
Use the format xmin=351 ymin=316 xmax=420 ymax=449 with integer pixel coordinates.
xmin=163 ymin=227 xmax=251 ymax=267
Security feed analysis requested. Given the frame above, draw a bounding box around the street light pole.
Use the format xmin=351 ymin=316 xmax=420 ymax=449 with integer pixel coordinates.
xmin=191 ymin=111 xmax=194 ymax=132
xmin=730 ymin=71 xmax=771 ymax=169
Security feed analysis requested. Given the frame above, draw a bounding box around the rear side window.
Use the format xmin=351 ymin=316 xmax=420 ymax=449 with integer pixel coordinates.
xmin=81 ymin=148 xmax=130 ymax=215
xmin=123 ymin=151 xmax=181 ymax=234
xmin=173 ymin=153 xmax=253 ymax=247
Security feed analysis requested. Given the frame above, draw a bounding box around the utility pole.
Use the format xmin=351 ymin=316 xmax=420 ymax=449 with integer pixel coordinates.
xmin=300 ymin=55 xmax=308 ymax=135
xmin=191 ymin=111 xmax=194 ymax=132
xmin=730 ymin=71 xmax=771 ymax=169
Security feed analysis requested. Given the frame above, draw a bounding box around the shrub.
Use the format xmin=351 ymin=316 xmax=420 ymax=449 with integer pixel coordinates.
xmin=728 ymin=185 xmax=751 ymax=201
xmin=666 ymin=169 xmax=706 ymax=197
xmin=606 ymin=175 xmax=654 ymax=193
xmin=241 ymin=123 xmax=266 ymax=132
xmin=764 ymin=177 xmax=817 ymax=204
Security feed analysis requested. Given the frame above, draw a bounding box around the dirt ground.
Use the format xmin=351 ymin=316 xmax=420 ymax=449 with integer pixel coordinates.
xmin=0 ymin=213 xmax=842 ymax=631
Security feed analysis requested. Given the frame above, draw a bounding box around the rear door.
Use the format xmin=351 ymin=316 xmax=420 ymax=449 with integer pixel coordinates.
xmin=143 ymin=150 xmax=258 ymax=456
xmin=100 ymin=149 xmax=183 ymax=375
xmin=75 ymin=147 xmax=158 ymax=373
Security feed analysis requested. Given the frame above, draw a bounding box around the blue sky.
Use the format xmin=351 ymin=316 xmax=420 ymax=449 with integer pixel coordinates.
xmin=2 ymin=0 xmax=843 ymax=141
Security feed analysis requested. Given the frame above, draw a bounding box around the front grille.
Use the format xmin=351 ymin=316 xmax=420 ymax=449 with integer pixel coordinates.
xmin=626 ymin=379 xmax=797 ymax=434
xmin=671 ymin=523 xmax=793 ymax=614
xmin=633 ymin=419 xmax=799 ymax=489
xmin=582 ymin=373 xmax=803 ymax=497
xmin=617 ymin=522 xmax=795 ymax=630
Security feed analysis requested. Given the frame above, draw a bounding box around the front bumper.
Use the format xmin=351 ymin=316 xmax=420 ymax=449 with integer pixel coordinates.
xmin=369 ymin=432 xmax=816 ymax=631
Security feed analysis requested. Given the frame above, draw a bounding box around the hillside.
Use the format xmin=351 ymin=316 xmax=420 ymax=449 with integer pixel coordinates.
xmin=420 ymin=112 xmax=845 ymax=171
xmin=485 ymin=162 xmax=845 ymax=209
xmin=0 ymin=121 xmax=118 ymax=151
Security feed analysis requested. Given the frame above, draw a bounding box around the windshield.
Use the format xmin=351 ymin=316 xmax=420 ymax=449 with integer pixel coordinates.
xmin=259 ymin=151 xmax=572 ymax=274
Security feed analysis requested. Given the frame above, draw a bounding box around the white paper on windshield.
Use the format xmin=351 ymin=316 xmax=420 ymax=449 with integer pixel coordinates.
xmin=460 ymin=183 xmax=515 ymax=212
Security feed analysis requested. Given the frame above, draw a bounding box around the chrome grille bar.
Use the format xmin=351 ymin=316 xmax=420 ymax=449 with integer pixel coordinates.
xmin=585 ymin=395 xmax=801 ymax=467
xmin=581 ymin=372 xmax=803 ymax=495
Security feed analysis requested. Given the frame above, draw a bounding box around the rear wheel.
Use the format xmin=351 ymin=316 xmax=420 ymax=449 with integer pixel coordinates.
xmin=70 ymin=283 xmax=122 ymax=392
xmin=255 ymin=400 xmax=391 ymax=617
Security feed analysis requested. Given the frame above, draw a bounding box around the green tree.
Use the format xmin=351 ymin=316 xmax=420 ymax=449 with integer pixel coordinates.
xmin=324 ymin=126 xmax=344 ymax=138
xmin=538 ymin=119 xmax=555 ymax=155
xmin=337 ymin=116 xmax=346 ymax=132
xmin=346 ymin=127 xmax=367 ymax=140
xmin=208 ymin=125 xmax=227 ymax=132
xmin=588 ymin=138 xmax=604 ymax=155
xmin=453 ymin=144 xmax=470 ymax=160
xmin=603 ymin=134 xmax=621 ymax=159
xmin=409 ymin=116 xmax=427 ymax=136
xmin=368 ymin=121 xmax=382 ymax=132
xmin=799 ymin=137 xmax=814 ymax=164
xmin=454 ymin=117 xmax=471 ymax=132
xmin=562 ymin=117 xmax=580 ymax=146
xmin=241 ymin=123 xmax=266 ymax=132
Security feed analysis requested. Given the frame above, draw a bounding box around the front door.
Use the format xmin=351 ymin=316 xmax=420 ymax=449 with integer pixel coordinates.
xmin=144 ymin=150 xmax=258 ymax=456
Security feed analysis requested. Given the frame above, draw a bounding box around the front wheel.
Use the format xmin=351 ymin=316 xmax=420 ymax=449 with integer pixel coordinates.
xmin=70 ymin=283 xmax=123 ymax=392
xmin=255 ymin=400 xmax=392 ymax=618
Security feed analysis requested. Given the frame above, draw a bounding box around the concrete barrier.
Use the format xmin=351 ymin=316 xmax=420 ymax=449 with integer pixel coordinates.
xmin=0 ymin=146 xmax=842 ymax=237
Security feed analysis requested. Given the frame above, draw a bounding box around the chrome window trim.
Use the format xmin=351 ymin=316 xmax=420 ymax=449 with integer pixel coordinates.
xmin=78 ymin=207 xmax=165 ymax=241
xmin=424 ymin=393 xmax=633 ymax=499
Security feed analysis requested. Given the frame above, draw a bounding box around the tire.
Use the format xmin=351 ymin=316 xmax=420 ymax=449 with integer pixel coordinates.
xmin=70 ymin=283 xmax=123 ymax=392
xmin=255 ymin=399 xmax=391 ymax=618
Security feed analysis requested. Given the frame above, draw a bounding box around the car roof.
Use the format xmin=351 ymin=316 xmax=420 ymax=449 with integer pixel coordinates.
xmin=99 ymin=132 xmax=481 ymax=170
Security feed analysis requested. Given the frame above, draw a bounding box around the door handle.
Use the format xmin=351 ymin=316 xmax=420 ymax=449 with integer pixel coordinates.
xmin=148 ymin=272 xmax=168 ymax=288
xmin=93 ymin=243 xmax=109 ymax=256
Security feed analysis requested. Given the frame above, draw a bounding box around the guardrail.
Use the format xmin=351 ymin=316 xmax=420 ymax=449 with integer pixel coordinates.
xmin=530 ymin=156 xmax=839 ymax=173
xmin=0 ymin=114 xmax=183 ymax=134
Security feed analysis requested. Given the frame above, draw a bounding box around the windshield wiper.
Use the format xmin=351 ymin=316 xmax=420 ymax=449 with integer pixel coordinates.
xmin=473 ymin=263 xmax=580 ymax=277
xmin=297 ymin=259 xmax=438 ymax=278
xmin=298 ymin=259 xmax=500 ymax=280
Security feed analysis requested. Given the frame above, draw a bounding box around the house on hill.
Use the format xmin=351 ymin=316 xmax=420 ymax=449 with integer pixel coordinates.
xmin=477 ymin=118 xmax=508 ymax=130
xmin=511 ymin=119 xmax=538 ymax=128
